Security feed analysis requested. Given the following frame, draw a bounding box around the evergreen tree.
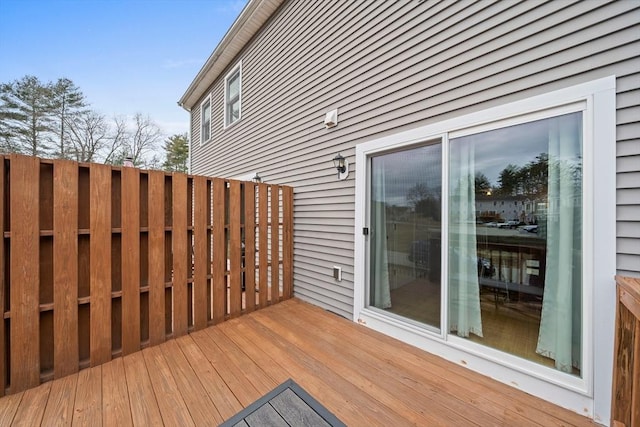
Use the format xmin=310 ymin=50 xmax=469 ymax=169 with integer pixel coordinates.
xmin=0 ymin=75 xmax=54 ymax=156
xmin=50 ymin=78 xmax=86 ymax=159
xmin=162 ymin=133 xmax=189 ymax=173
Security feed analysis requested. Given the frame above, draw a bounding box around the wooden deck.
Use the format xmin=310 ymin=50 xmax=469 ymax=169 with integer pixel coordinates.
xmin=0 ymin=299 xmax=596 ymax=426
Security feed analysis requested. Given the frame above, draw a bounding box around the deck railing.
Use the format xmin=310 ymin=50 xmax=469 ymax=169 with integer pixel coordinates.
xmin=612 ymin=275 xmax=640 ymax=427
xmin=0 ymin=154 xmax=293 ymax=395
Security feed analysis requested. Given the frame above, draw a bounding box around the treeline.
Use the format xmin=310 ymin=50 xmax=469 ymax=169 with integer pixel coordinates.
xmin=0 ymin=75 xmax=188 ymax=172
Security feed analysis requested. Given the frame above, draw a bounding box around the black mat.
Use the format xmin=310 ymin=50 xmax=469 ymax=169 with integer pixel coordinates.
xmin=219 ymin=379 xmax=346 ymax=427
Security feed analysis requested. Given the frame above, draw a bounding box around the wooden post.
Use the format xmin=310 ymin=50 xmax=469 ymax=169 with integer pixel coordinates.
xmin=258 ymin=184 xmax=268 ymax=308
xmin=121 ymin=166 xmax=140 ymax=355
xmin=212 ymin=178 xmax=226 ymax=323
xmin=229 ymin=181 xmax=242 ymax=316
xmin=612 ymin=276 xmax=640 ymax=427
xmin=53 ymin=160 xmax=79 ymax=377
xmin=10 ymin=155 xmax=40 ymax=391
xmin=89 ymin=163 xmax=112 ymax=366
xmin=270 ymin=185 xmax=280 ymax=304
xmin=193 ymin=176 xmax=208 ymax=329
xmin=282 ymin=186 xmax=293 ymax=299
xmin=244 ymin=182 xmax=256 ymax=312
xmin=148 ymin=171 xmax=166 ymax=345
xmin=172 ymin=173 xmax=188 ymax=336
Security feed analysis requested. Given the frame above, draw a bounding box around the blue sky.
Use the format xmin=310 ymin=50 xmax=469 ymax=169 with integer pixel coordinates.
xmin=0 ymin=0 xmax=248 ymax=136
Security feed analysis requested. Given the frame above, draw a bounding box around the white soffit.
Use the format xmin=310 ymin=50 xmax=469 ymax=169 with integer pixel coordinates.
xmin=179 ymin=0 xmax=283 ymax=110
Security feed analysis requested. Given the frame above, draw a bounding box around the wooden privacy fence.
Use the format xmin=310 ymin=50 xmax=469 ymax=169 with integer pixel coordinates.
xmin=612 ymin=275 xmax=640 ymax=427
xmin=0 ymin=154 xmax=293 ymax=396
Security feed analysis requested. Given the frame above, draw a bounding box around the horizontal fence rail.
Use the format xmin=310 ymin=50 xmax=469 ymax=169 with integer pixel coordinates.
xmin=0 ymin=154 xmax=293 ymax=395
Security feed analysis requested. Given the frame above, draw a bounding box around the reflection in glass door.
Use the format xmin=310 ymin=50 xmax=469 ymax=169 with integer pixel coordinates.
xmin=369 ymin=142 xmax=442 ymax=330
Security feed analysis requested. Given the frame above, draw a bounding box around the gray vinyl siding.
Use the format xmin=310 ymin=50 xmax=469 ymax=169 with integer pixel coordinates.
xmin=189 ymin=0 xmax=640 ymax=318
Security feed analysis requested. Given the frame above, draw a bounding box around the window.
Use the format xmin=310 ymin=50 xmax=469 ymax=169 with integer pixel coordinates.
xmin=224 ymin=62 xmax=242 ymax=127
xmin=355 ymin=77 xmax=616 ymax=414
xmin=201 ymin=97 xmax=211 ymax=144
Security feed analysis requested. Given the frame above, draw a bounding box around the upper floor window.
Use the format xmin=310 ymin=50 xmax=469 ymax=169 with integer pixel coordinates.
xmin=201 ymin=97 xmax=211 ymax=144
xmin=224 ymin=62 xmax=242 ymax=127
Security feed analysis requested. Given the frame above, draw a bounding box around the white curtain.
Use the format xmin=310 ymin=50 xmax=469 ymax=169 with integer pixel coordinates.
xmin=371 ymin=158 xmax=391 ymax=309
xmin=449 ymin=140 xmax=483 ymax=337
xmin=536 ymin=115 xmax=582 ymax=372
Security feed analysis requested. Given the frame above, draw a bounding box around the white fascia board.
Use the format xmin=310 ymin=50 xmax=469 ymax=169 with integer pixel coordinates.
xmin=178 ymin=0 xmax=284 ymax=110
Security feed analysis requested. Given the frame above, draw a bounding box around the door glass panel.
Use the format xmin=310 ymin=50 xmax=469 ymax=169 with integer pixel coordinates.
xmin=448 ymin=112 xmax=582 ymax=376
xmin=369 ymin=142 xmax=442 ymax=329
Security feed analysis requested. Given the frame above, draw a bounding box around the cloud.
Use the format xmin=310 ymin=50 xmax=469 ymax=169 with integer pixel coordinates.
xmin=215 ymin=0 xmax=249 ymax=13
xmin=162 ymin=58 xmax=203 ymax=69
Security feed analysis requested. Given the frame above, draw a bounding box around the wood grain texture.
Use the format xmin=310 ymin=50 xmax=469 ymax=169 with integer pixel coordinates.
xmin=41 ymin=373 xmax=77 ymax=426
xmin=282 ymin=186 xmax=293 ymax=299
xmin=194 ymin=329 xmax=261 ymax=407
xmin=4 ymin=299 xmax=595 ymax=426
xmin=172 ymin=173 xmax=189 ymax=336
xmin=121 ymin=166 xmax=140 ymax=355
xmin=89 ymin=163 xmax=112 ymax=366
xmin=101 ymin=358 xmax=132 ymax=426
xmin=147 ymin=171 xmax=166 ymax=345
xmin=193 ymin=176 xmax=208 ymax=330
xmin=177 ymin=331 xmax=243 ymax=421
xmin=72 ymin=366 xmax=102 ymax=426
xmin=212 ymin=178 xmax=226 ymax=323
xmin=258 ymin=184 xmax=268 ymax=308
xmin=10 ymin=155 xmax=40 ymax=392
xmin=160 ymin=338 xmax=220 ymax=425
xmin=612 ymin=276 xmax=640 ymax=427
xmin=270 ymin=186 xmax=279 ymax=304
xmin=123 ymin=352 xmax=163 ymax=426
xmin=0 ymin=392 xmax=22 ymax=425
xmin=270 ymin=388 xmax=331 ymax=427
xmin=243 ymin=183 xmax=256 ymax=313
xmin=53 ymin=160 xmax=79 ymax=378
xmin=229 ymin=181 xmax=242 ymax=317
xmin=142 ymin=346 xmax=195 ymax=426
xmin=11 ymin=382 xmax=51 ymax=426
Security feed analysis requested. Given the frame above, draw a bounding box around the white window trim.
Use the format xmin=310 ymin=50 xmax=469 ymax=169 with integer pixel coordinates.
xmin=223 ymin=61 xmax=242 ymax=129
xmin=353 ymin=76 xmax=616 ymax=423
xmin=200 ymin=95 xmax=212 ymax=146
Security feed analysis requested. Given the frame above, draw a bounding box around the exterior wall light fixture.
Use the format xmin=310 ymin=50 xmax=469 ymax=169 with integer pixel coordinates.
xmin=333 ymin=154 xmax=349 ymax=181
xmin=252 ymin=173 xmax=262 ymax=183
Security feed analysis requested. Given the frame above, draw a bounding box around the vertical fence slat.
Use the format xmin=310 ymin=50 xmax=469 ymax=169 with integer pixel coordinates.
xmin=0 ymin=156 xmax=5 ymax=396
xmin=282 ymin=186 xmax=293 ymax=300
xmin=10 ymin=155 xmax=40 ymax=391
xmin=212 ymin=178 xmax=226 ymax=323
xmin=258 ymin=184 xmax=268 ymax=308
xmin=244 ymin=182 xmax=256 ymax=313
xmin=270 ymin=186 xmax=279 ymax=304
xmin=193 ymin=176 xmax=208 ymax=330
xmin=229 ymin=181 xmax=242 ymax=316
xmin=121 ymin=167 xmax=140 ymax=355
xmin=172 ymin=174 xmax=188 ymax=336
xmin=90 ymin=164 xmax=112 ymax=365
xmin=148 ymin=171 xmax=165 ymax=345
xmin=53 ymin=160 xmax=79 ymax=378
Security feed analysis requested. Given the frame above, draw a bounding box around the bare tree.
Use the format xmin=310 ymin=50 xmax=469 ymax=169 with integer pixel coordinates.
xmin=102 ymin=115 xmax=128 ymax=165
xmin=66 ymin=110 xmax=110 ymax=162
xmin=128 ymin=113 xmax=163 ymax=166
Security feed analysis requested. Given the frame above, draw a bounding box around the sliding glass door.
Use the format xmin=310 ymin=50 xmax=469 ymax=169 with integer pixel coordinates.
xmin=369 ymin=142 xmax=442 ymax=330
xmin=366 ymin=112 xmax=583 ymax=377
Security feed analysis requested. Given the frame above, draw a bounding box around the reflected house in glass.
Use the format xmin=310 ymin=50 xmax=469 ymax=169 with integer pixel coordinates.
xmin=180 ymin=1 xmax=638 ymax=424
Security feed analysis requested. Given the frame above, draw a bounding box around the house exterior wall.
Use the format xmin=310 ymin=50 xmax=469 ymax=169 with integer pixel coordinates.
xmin=188 ymin=0 xmax=640 ymax=319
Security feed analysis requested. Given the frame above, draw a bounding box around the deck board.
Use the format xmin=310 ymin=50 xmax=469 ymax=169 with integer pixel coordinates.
xmin=2 ymin=299 xmax=597 ymax=426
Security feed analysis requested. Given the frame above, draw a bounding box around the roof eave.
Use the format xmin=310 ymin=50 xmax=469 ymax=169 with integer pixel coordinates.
xmin=178 ymin=0 xmax=283 ymax=111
